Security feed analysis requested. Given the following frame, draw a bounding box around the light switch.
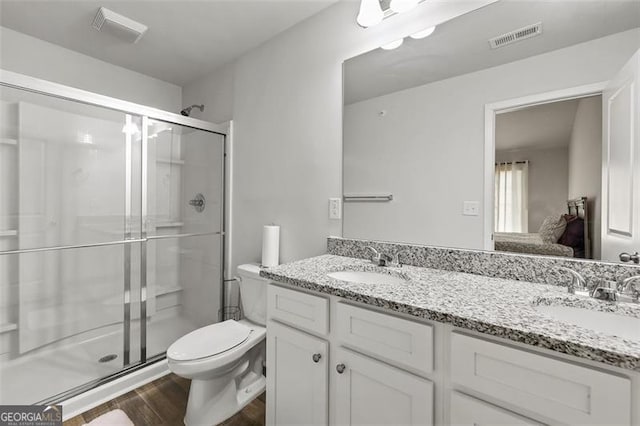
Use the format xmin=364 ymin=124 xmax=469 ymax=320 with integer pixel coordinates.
xmin=463 ymin=201 xmax=480 ymax=216
xmin=329 ymin=198 xmax=342 ymax=219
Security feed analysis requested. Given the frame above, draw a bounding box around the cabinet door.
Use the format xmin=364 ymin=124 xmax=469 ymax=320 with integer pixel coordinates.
xmin=450 ymin=392 xmax=543 ymax=426
xmin=266 ymin=320 xmax=328 ymax=426
xmin=334 ymin=347 xmax=433 ymax=425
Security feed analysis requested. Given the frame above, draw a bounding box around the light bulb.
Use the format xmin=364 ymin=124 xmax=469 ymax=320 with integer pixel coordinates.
xmin=381 ymin=38 xmax=404 ymax=50
xmin=410 ymin=26 xmax=436 ymax=39
xmin=356 ymin=0 xmax=384 ymax=28
xmin=390 ymin=0 xmax=419 ymax=14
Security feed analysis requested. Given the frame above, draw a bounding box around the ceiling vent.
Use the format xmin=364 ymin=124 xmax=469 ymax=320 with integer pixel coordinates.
xmin=489 ymin=22 xmax=542 ymax=49
xmin=92 ymin=7 xmax=148 ymax=44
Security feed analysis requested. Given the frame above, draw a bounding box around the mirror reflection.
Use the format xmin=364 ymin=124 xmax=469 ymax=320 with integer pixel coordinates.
xmin=343 ymin=0 xmax=640 ymax=262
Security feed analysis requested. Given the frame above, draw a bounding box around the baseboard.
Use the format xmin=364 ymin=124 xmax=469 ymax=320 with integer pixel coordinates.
xmin=61 ymin=361 xmax=171 ymax=420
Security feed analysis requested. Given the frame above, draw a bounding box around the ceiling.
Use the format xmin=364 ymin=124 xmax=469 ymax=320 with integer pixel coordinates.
xmin=344 ymin=0 xmax=640 ymax=104
xmin=495 ymin=98 xmax=589 ymax=151
xmin=0 ymin=0 xmax=338 ymax=86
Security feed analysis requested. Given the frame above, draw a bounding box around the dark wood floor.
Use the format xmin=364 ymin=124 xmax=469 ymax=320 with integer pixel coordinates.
xmin=64 ymin=374 xmax=265 ymax=426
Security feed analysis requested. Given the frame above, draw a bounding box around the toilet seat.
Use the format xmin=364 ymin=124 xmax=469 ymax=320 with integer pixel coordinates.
xmin=167 ymin=320 xmax=252 ymax=362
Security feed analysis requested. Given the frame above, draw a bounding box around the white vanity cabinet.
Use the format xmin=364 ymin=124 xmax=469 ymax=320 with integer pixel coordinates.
xmin=266 ymin=284 xmax=435 ymax=426
xmin=266 ymin=282 xmax=638 ymax=426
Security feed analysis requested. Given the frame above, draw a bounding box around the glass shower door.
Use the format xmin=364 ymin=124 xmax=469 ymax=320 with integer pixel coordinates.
xmin=144 ymin=121 xmax=225 ymax=359
xmin=0 ymin=80 xmax=227 ymax=406
xmin=0 ymin=86 xmax=143 ymax=404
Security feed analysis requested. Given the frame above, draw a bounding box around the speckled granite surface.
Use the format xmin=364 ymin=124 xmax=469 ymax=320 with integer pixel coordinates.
xmin=261 ymin=254 xmax=640 ymax=371
xmin=328 ymin=237 xmax=640 ymax=289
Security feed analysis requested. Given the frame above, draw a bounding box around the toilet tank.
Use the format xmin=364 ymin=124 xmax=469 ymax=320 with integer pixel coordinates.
xmin=236 ymin=264 xmax=267 ymax=326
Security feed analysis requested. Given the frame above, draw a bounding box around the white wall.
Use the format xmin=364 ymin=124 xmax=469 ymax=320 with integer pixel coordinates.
xmin=182 ymin=1 xmax=498 ymax=270
xmin=342 ymin=29 xmax=639 ymax=250
xmin=0 ymin=26 xmax=182 ymax=111
xmin=568 ymin=96 xmax=602 ymax=258
xmin=496 ymin=147 xmax=569 ymax=233
xmin=181 ymin=61 xmax=234 ymax=123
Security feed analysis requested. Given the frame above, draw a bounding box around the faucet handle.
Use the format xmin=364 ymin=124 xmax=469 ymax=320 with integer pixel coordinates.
xmin=366 ymin=246 xmax=390 ymax=266
xmin=557 ymin=267 xmax=588 ymax=295
xmin=391 ymin=249 xmax=410 ymax=267
xmin=591 ymin=280 xmax=618 ymax=301
xmin=620 ymin=275 xmax=640 ymax=302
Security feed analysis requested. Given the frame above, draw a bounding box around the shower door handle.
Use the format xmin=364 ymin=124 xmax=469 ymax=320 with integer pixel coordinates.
xmin=188 ymin=193 xmax=206 ymax=212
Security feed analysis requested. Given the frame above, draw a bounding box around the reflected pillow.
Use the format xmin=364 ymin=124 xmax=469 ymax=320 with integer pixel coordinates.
xmin=559 ymin=214 xmax=585 ymax=258
xmin=538 ymin=215 xmax=567 ymax=243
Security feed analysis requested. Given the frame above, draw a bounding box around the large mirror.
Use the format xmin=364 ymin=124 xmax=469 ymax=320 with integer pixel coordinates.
xmin=343 ymin=0 xmax=640 ymax=262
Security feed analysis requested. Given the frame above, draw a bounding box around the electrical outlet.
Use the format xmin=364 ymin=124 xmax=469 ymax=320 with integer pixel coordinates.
xmin=463 ymin=201 xmax=480 ymax=216
xmin=329 ymin=198 xmax=342 ymax=219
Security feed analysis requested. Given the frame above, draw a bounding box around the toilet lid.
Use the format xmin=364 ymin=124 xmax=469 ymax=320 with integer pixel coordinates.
xmin=167 ymin=320 xmax=252 ymax=361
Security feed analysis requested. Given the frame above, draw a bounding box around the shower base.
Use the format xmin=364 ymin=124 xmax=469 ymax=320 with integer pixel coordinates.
xmin=0 ymin=309 xmax=196 ymax=406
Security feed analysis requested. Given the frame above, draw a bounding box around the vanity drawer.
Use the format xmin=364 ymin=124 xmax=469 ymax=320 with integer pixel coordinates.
xmin=450 ymin=391 xmax=542 ymax=425
xmin=450 ymin=333 xmax=631 ymax=425
xmin=336 ymin=302 xmax=433 ymax=375
xmin=267 ymin=284 xmax=329 ymax=336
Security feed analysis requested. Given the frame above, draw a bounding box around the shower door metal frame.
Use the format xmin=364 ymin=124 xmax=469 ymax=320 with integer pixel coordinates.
xmin=0 ymin=68 xmax=228 ymax=404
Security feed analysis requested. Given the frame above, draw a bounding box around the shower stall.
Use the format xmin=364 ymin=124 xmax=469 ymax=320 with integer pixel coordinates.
xmin=0 ymin=70 xmax=227 ymax=406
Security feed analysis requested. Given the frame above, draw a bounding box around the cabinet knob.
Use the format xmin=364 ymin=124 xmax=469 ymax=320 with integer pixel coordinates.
xmin=336 ymin=363 xmax=346 ymax=374
xmin=312 ymin=353 xmax=322 ymax=363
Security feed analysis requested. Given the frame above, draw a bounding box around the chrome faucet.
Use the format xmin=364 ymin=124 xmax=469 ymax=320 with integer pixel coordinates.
xmin=557 ymin=267 xmax=590 ymax=296
xmin=557 ymin=268 xmax=640 ymax=303
xmin=365 ymin=247 xmax=409 ymax=267
xmin=618 ymin=276 xmax=640 ymax=303
xmin=366 ymin=246 xmax=392 ymax=267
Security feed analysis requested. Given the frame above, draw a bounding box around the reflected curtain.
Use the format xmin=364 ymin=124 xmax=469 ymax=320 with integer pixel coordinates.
xmin=494 ymin=161 xmax=529 ymax=233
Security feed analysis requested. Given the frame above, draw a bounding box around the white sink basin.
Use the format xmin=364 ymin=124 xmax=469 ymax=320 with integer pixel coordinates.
xmin=327 ymin=271 xmax=407 ymax=285
xmin=535 ymin=305 xmax=640 ymax=341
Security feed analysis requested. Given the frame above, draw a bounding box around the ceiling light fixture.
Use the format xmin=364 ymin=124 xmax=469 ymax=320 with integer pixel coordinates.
xmin=389 ymin=0 xmax=419 ymax=14
xmin=381 ymin=38 xmax=404 ymax=50
xmin=356 ymin=0 xmax=384 ymax=28
xmin=357 ymin=0 xmax=426 ymax=28
xmin=410 ymin=26 xmax=436 ymax=39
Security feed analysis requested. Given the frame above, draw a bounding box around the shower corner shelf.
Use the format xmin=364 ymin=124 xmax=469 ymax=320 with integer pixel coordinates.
xmin=156 ymin=158 xmax=185 ymax=165
xmin=0 ymin=322 xmax=18 ymax=334
xmin=155 ymin=221 xmax=184 ymax=229
xmin=0 ymin=230 xmax=18 ymax=237
xmin=0 ymin=138 xmax=17 ymax=146
xmin=156 ymin=285 xmax=183 ymax=296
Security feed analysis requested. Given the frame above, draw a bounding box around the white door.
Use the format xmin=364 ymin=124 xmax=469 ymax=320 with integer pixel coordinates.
xmin=334 ymin=347 xmax=433 ymax=426
xmin=449 ymin=392 xmax=542 ymax=426
xmin=266 ymin=321 xmax=328 ymax=426
xmin=601 ymin=49 xmax=640 ymax=263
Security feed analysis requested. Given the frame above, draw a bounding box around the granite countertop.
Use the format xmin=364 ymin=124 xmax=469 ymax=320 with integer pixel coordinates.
xmin=261 ymin=254 xmax=640 ymax=371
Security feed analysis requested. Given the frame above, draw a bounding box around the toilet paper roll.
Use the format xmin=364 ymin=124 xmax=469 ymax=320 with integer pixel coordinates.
xmin=261 ymin=225 xmax=280 ymax=267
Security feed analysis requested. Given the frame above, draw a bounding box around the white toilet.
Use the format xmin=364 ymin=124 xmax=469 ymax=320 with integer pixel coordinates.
xmin=167 ymin=264 xmax=267 ymax=425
